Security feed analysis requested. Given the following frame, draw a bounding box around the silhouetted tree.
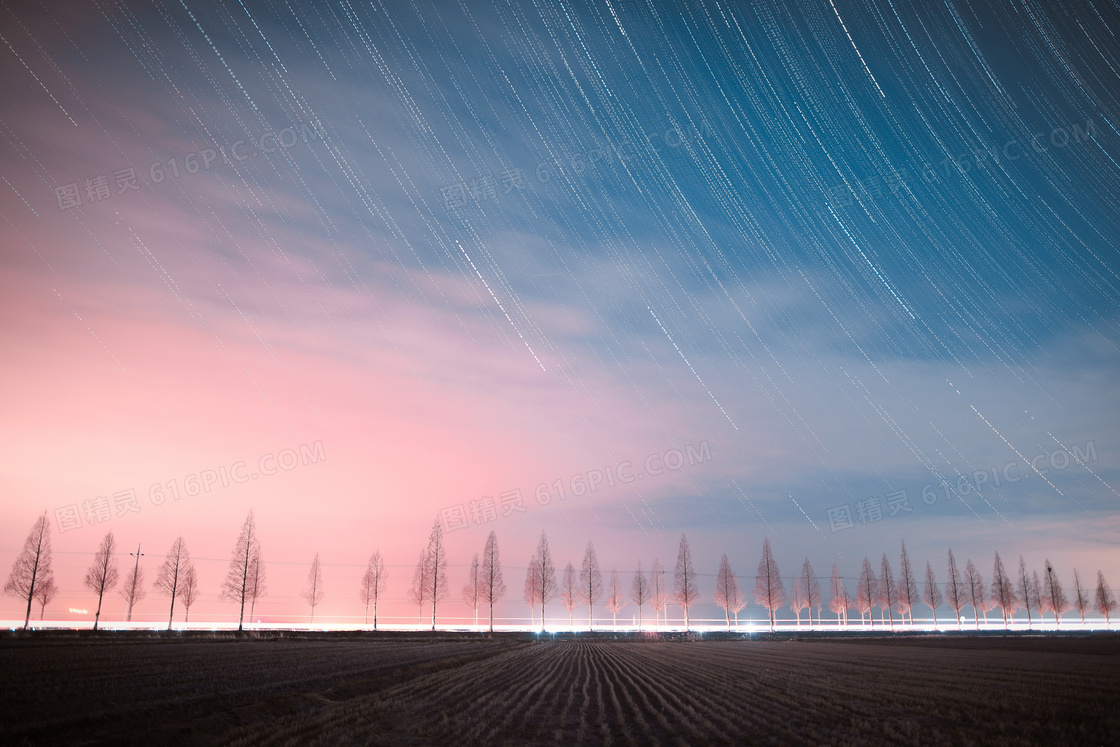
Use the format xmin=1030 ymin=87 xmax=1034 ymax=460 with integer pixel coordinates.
xmin=944 ymin=549 xmax=965 ymax=630
xmin=1072 ymin=569 xmax=1089 ymax=624
xmin=560 ymin=562 xmax=578 ymax=625
xmin=580 ymin=541 xmax=603 ymax=629
xmin=120 ymin=548 xmax=145 ymax=623
xmin=650 ymin=558 xmax=668 ymax=626
xmin=83 ymin=531 xmax=119 ymax=631
xmin=154 ymin=536 xmax=190 ymax=631
xmin=1016 ymin=556 xmax=1035 ymax=629
xmin=754 ymin=538 xmax=785 ymax=631
xmin=424 ymin=520 xmax=449 ymax=630
xmin=855 ymin=557 xmax=877 ymax=627
xmin=359 ymin=550 xmax=386 ymax=628
xmin=989 ymin=551 xmax=1016 ymax=628
xmin=897 ymin=541 xmax=918 ymax=625
xmin=790 ymin=577 xmax=807 ymax=627
xmin=878 ymin=555 xmax=896 ymax=626
xmin=246 ymin=547 xmax=266 ymax=621
xmin=180 ymin=564 xmax=199 ymax=623
xmin=463 ymin=553 xmax=481 ymax=626
xmin=922 ymin=561 xmax=942 ymax=627
xmin=34 ymin=576 xmax=57 ymax=620
xmin=673 ymin=534 xmax=699 ymax=631
xmin=828 ymin=565 xmax=849 ymax=625
xmin=479 ymin=531 xmax=506 ymax=632
xmin=524 ymin=555 xmax=541 ymax=626
xmin=606 ymin=569 xmax=625 ymax=626
xmin=221 ymin=510 xmax=262 ymax=631
xmin=630 ymin=561 xmax=649 ymax=629
xmin=1030 ymin=570 xmax=1043 ymax=626
xmin=3 ymin=512 xmax=53 ymax=629
xmin=800 ymin=558 xmax=822 ymax=626
xmin=964 ymin=559 xmax=986 ymax=628
xmin=410 ymin=549 xmax=430 ymax=624
xmin=1041 ymin=560 xmax=1068 ymax=627
xmin=714 ymin=554 xmax=742 ymax=628
xmin=302 ymin=553 xmax=325 ymax=623
xmin=528 ymin=532 xmax=558 ymax=629
xmin=1097 ymin=571 xmax=1117 ymax=627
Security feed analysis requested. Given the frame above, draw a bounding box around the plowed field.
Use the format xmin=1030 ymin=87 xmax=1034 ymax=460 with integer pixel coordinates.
xmin=2 ymin=633 xmax=1116 ymax=745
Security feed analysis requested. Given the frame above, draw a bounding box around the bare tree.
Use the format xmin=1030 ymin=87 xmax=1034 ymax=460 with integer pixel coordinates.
xmin=1096 ymin=571 xmax=1117 ymax=627
xmin=523 ymin=555 xmax=541 ymax=628
xmin=410 ymin=549 xmax=430 ymax=624
xmin=84 ymin=531 xmax=119 ymax=631
xmin=828 ymin=565 xmax=849 ymax=625
xmin=855 ymin=557 xmax=877 ymax=627
xmin=1041 ymin=560 xmax=1067 ymax=627
xmin=34 ymin=576 xmax=57 ymax=620
xmin=964 ymin=559 xmax=986 ymax=629
xmin=560 ymin=562 xmax=578 ymax=626
xmin=530 ymin=532 xmax=558 ymax=629
xmin=479 ymin=531 xmax=506 ymax=631
xmin=1072 ymin=569 xmax=1090 ymax=623
xmin=897 ymin=541 xmax=918 ymax=625
xmin=989 ymin=552 xmax=1017 ymax=628
xmin=630 ymin=561 xmax=649 ymax=629
xmin=120 ymin=547 xmax=145 ymax=623
xmin=944 ymin=549 xmax=965 ymax=630
xmin=424 ymin=520 xmax=449 ymax=630
xmin=154 ymin=536 xmax=190 ymax=631
xmin=1016 ymin=556 xmax=1035 ymax=629
xmin=359 ymin=550 xmax=386 ymax=628
xmin=650 ymin=558 xmax=668 ymax=626
xmin=673 ymin=534 xmax=699 ymax=631
xmin=800 ymin=558 xmax=821 ymax=626
xmin=790 ymin=577 xmax=807 ymax=627
xmin=221 ymin=510 xmax=262 ymax=631
xmin=714 ymin=554 xmax=743 ymax=628
xmin=303 ymin=553 xmax=325 ymax=623
xmin=1030 ymin=570 xmax=1043 ymax=626
xmin=3 ymin=512 xmax=53 ymax=629
xmin=606 ymin=569 xmax=625 ymax=626
xmin=180 ymin=564 xmax=200 ymax=623
xmin=922 ymin=561 xmax=942 ymax=627
xmin=580 ymin=541 xmax=603 ymax=629
xmin=754 ymin=538 xmax=785 ymax=631
xmin=878 ymin=555 xmax=896 ymax=626
xmin=462 ymin=553 xmax=481 ymax=626
xmin=246 ymin=547 xmax=266 ymax=621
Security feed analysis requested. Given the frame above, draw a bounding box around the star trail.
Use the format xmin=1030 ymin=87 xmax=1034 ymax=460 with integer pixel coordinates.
xmin=1 ymin=0 xmax=1118 ymax=625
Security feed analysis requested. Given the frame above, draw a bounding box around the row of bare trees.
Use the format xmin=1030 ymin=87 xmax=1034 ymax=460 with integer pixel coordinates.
xmin=815 ymin=545 xmax=1117 ymax=630
xmin=444 ymin=531 xmax=1118 ymax=632
xmin=3 ymin=511 xmax=265 ymax=630
xmin=6 ymin=511 xmax=1119 ymax=630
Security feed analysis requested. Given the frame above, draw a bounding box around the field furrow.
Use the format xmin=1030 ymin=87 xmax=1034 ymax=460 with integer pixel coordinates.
xmin=5 ymin=633 xmax=1118 ymax=745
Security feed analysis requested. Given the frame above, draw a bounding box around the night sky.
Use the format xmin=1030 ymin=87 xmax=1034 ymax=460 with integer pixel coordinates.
xmin=2 ymin=0 xmax=1118 ymax=626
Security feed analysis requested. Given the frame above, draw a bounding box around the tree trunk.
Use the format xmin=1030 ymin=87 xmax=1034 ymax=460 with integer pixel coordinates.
xmin=22 ymin=565 xmax=37 ymax=629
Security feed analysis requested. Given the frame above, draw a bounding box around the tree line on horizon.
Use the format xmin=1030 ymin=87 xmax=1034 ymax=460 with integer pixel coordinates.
xmin=4 ymin=510 xmax=1118 ymax=631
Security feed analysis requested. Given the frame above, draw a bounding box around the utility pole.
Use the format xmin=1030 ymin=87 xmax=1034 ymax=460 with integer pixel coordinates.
xmin=127 ymin=544 xmax=144 ymax=622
